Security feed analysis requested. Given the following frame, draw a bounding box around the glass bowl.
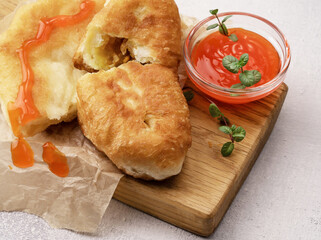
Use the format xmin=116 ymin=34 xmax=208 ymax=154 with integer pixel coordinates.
xmin=183 ymin=12 xmax=291 ymax=104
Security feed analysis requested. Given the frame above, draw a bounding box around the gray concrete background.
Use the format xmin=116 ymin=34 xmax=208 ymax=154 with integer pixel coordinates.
xmin=1 ymin=0 xmax=321 ymax=239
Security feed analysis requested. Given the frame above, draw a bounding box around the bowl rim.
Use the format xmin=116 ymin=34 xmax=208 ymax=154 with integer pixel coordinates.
xmin=183 ymin=11 xmax=291 ymax=94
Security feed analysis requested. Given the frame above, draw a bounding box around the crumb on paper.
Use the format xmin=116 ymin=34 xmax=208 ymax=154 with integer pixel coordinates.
xmin=8 ymin=165 xmax=12 ymax=170
xmin=208 ymin=141 xmax=213 ymax=148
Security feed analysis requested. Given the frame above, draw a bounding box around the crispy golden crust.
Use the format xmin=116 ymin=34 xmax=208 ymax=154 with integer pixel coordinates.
xmin=73 ymin=0 xmax=181 ymax=72
xmin=77 ymin=61 xmax=191 ymax=180
xmin=0 ymin=0 xmax=105 ymax=137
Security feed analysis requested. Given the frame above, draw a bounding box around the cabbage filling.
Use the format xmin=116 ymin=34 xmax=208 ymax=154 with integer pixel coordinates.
xmin=84 ymin=29 xmax=134 ymax=71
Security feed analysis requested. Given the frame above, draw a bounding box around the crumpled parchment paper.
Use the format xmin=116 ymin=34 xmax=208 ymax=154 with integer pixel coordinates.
xmin=0 ymin=0 xmax=198 ymax=233
xmin=0 ymin=0 xmax=124 ymax=233
xmin=0 ymin=115 xmax=124 ymax=232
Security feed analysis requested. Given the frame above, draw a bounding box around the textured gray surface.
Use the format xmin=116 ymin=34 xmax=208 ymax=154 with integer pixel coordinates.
xmin=1 ymin=0 xmax=321 ymax=239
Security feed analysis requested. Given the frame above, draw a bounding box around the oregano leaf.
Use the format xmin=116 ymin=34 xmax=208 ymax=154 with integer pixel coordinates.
xmin=219 ymin=24 xmax=228 ymax=35
xmin=230 ymin=62 xmax=241 ymax=71
xmin=218 ymin=115 xmax=230 ymax=125
xmin=230 ymin=83 xmax=246 ymax=89
xmin=222 ymin=15 xmax=232 ymax=23
xmin=233 ymin=126 xmax=246 ymax=142
xmin=183 ymin=90 xmax=194 ymax=102
xmin=228 ymin=33 xmax=238 ymax=42
xmin=234 ymin=126 xmax=246 ymax=134
xmin=221 ymin=142 xmax=234 ymax=157
xmin=222 ymin=55 xmax=239 ymax=73
xmin=219 ymin=126 xmax=232 ymax=134
xmin=209 ymin=9 xmax=218 ymax=15
xmin=239 ymin=70 xmax=262 ymax=87
xmin=238 ymin=53 xmax=249 ymax=67
xmin=209 ymin=103 xmax=221 ymax=118
xmin=206 ymin=23 xmax=219 ymax=30
xmin=251 ymin=70 xmax=262 ymax=83
xmin=232 ymin=133 xmax=246 ymax=142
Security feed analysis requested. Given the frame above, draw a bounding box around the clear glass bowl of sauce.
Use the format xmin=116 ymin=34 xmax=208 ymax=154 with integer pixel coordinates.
xmin=184 ymin=12 xmax=291 ymax=104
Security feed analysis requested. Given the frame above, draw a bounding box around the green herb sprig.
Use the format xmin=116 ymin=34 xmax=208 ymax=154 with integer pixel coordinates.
xmin=206 ymin=9 xmax=238 ymax=42
xmin=183 ymin=90 xmax=194 ymax=102
xmin=209 ymin=103 xmax=246 ymax=156
xmin=223 ymin=53 xmax=262 ymax=89
xmin=183 ymin=88 xmax=246 ymax=157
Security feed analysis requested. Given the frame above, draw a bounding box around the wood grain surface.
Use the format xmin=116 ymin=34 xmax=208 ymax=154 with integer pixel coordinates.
xmin=0 ymin=1 xmax=288 ymax=236
xmin=114 ymin=82 xmax=288 ymax=236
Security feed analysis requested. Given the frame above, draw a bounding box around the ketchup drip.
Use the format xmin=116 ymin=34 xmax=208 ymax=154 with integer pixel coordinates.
xmin=8 ymin=0 xmax=95 ymax=176
xmin=43 ymin=142 xmax=69 ymax=178
xmin=11 ymin=138 xmax=34 ymax=168
xmin=7 ymin=0 xmax=95 ymax=135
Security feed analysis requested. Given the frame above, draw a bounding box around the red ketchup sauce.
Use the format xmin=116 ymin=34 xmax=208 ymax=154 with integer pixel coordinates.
xmin=8 ymin=0 xmax=95 ymax=176
xmin=43 ymin=142 xmax=69 ymax=178
xmin=191 ymin=28 xmax=280 ymax=103
xmin=11 ymin=138 xmax=34 ymax=168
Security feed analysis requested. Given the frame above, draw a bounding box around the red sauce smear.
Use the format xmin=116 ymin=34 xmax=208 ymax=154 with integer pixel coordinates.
xmin=191 ymin=28 xmax=280 ymax=89
xmin=43 ymin=142 xmax=69 ymax=177
xmin=8 ymin=0 xmax=95 ymax=174
xmin=11 ymin=138 xmax=34 ymax=168
xmin=7 ymin=0 xmax=95 ymax=136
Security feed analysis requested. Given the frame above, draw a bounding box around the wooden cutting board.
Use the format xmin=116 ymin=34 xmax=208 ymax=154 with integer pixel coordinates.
xmin=0 ymin=1 xmax=288 ymax=237
xmin=114 ymin=82 xmax=288 ymax=236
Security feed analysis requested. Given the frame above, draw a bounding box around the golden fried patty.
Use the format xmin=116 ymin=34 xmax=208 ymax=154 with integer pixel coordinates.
xmin=0 ymin=0 xmax=105 ymax=136
xmin=73 ymin=0 xmax=181 ymax=72
xmin=77 ymin=61 xmax=191 ymax=180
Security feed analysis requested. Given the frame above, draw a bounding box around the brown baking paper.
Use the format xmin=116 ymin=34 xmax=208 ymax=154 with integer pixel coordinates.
xmin=0 ymin=0 xmax=197 ymax=233
xmin=0 ymin=116 xmax=123 ymax=232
